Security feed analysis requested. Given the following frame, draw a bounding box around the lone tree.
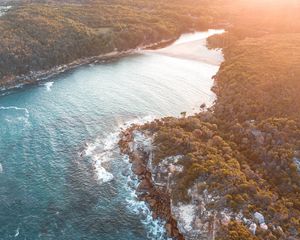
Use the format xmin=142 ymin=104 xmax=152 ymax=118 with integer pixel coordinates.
xmin=200 ymin=103 xmax=206 ymax=110
xmin=180 ymin=111 xmax=187 ymax=118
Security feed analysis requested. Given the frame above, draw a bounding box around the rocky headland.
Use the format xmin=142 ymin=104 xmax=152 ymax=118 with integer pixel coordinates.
xmin=119 ymin=127 xmax=185 ymax=240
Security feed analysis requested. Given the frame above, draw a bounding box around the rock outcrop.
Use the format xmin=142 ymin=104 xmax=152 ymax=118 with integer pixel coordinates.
xmin=119 ymin=129 xmax=184 ymax=240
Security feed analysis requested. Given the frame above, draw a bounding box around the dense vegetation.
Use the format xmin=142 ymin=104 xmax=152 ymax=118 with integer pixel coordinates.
xmin=1 ymin=0 xmax=300 ymax=239
xmin=0 ymin=0 xmax=227 ymax=86
xmin=137 ymin=1 xmax=300 ymax=239
xmin=2 ymin=0 xmax=299 ymax=87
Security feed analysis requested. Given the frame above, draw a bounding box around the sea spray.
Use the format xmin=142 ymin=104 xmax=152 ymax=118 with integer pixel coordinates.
xmin=120 ymin=116 xmax=171 ymax=240
xmin=0 ymin=6 xmax=11 ymax=17
xmin=82 ymin=116 xmax=154 ymax=183
xmin=81 ymin=115 xmax=170 ymax=239
xmin=123 ymin=155 xmax=171 ymax=240
xmin=83 ymin=133 xmax=117 ymax=183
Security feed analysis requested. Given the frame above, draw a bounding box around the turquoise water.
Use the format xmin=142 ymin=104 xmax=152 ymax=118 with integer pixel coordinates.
xmin=0 ymin=30 xmax=223 ymax=240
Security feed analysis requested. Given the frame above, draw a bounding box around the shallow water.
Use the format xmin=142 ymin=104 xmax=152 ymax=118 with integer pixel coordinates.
xmin=0 ymin=29 xmax=223 ymax=240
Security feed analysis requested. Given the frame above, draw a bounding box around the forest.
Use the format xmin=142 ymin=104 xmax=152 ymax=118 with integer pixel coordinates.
xmin=0 ymin=0 xmax=227 ymax=86
xmin=1 ymin=0 xmax=300 ymax=239
xmin=136 ymin=1 xmax=300 ymax=239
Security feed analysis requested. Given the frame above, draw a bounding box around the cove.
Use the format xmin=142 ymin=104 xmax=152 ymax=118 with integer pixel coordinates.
xmin=0 ymin=29 xmax=223 ymax=240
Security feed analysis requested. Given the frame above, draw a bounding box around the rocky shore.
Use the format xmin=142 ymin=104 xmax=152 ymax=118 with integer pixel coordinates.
xmin=118 ymin=123 xmax=286 ymax=240
xmin=119 ymin=127 xmax=185 ymax=240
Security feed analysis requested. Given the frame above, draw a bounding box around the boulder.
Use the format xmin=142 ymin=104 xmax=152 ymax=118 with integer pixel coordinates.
xmin=132 ymin=162 xmax=146 ymax=175
xmin=137 ymin=178 xmax=152 ymax=192
xmin=254 ymin=212 xmax=265 ymax=224
xmin=249 ymin=223 xmax=257 ymax=234
xmin=260 ymin=223 xmax=268 ymax=230
xmin=148 ymin=198 xmax=157 ymax=207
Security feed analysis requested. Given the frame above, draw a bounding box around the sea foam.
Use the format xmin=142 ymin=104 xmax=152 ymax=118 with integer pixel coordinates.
xmin=14 ymin=227 xmax=19 ymax=237
xmin=0 ymin=106 xmax=30 ymax=126
xmin=80 ymin=115 xmax=170 ymax=238
xmin=123 ymin=155 xmax=170 ymax=240
xmin=83 ymin=133 xmax=117 ymax=183
xmin=118 ymin=116 xmax=171 ymax=240
xmin=0 ymin=106 xmax=29 ymax=118
xmin=83 ymin=115 xmax=155 ymax=184
xmin=44 ymin=82 xmax=54 ymax=91
xmin=0 ymin=6 xmax=11 ymax=17
xmin=82 ymin=115 xmax=169 ymax=239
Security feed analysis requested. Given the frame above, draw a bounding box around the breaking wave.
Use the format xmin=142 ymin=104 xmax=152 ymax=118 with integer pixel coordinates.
xmin=119 ymin=115 xmax=170 ymax=240
xmin=81 ymin=115 xmax=170 ymax=239
xmin=83 ymin=133 xmax=117 ymax=183
xmin=82 ymin=115 xmax=155 ymax=184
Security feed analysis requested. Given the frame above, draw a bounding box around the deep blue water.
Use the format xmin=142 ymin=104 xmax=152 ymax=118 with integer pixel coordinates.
xmin=0 ymin=30 xmax=223 ymax=240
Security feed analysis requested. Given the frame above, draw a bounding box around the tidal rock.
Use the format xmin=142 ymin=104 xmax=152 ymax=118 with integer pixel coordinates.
xmin=148 ymin=198 xmax=157 ymax=208
xmin=137 ymin=178 xmax=152 ymax=192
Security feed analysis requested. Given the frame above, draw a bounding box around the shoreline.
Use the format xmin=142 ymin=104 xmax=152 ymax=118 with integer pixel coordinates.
xmin=0 ymin=26 xmax=226 ymax=93
xmin=119 ymin=127 xmax=185 ymax=240
xmin=0 ymin=29 xmax=225 ymax=239
xmin=115 ymin=30 xmax=225 ymax=240
xmin=0 ymin=37 xmax=178 ymax=93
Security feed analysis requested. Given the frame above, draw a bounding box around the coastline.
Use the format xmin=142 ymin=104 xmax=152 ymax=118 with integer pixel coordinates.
xmin=0 ymin=37 xmax=178 ymax=93
xmin=114 ymin=30 xmax=300 ymax=240
xmin=0 ymin=29 xmax=224 ymax=240
xmin=1 ymin=1 xmax=299 ymax=238
xmin=119 ymin=127 xmax=185 ymax=240
xmin=116 ymin=31 xmax=225 ymax=239
xmin=0 ymin=29 xmax=225 ymax=239
xmin=0 ymin=26 xmax=226 ymax=93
